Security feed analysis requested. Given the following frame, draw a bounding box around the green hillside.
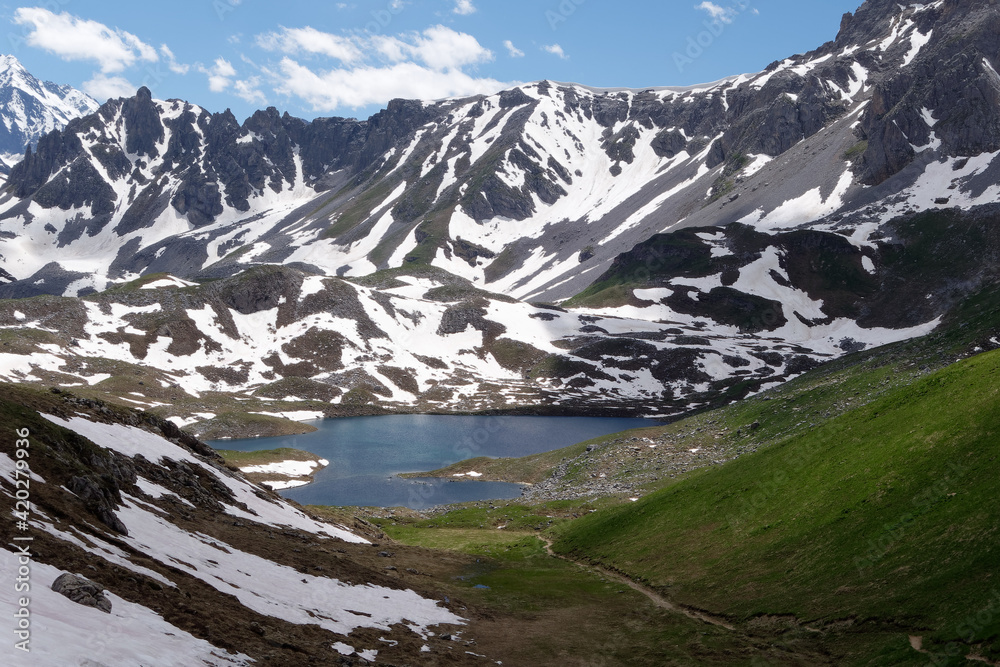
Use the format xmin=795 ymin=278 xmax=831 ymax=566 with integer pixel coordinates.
xmin=552 ymin=348 xmax=1000 ymax=664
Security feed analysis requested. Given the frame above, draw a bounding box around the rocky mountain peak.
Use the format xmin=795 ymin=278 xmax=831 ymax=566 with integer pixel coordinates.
xmin=122 ymin=86 xmax=165 ymax=157
xmin=0 ymin=53 xmax=98 ymax=168
xmin=835 ymin=0 xmax=912 ymax=45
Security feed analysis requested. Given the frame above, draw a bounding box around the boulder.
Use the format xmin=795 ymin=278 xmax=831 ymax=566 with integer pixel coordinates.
xmin=51 ymin=574 xmax=112 ymax=613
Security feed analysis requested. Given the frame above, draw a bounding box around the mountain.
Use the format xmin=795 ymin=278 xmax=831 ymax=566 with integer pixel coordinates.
xmin=4 ymin=2 xmax=1000 ymax=663
xmin=0 ymin=0 xmax=993 ymax=303
xmin=0 ymin=55 xmax=98 ymax=171
xmin=3 ymin=0 xmax=1000 ymax=427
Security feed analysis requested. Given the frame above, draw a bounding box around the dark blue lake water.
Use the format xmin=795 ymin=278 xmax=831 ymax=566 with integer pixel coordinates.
xmin=211 ymin=415 xmax=657 ymax=509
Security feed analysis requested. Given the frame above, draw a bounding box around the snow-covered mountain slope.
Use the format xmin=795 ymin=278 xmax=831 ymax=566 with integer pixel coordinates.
xmin=0 ymin=250 xmax=955 ymax=428
xmin=3 ymin=0 xmax=997 ymax=304
xmin=0 ymin=54 xmax=98 ymax=170
xmin=0 ymin=386 xmax=472 ymax=665
xmin=0 ymin=88 xmax=441 ymax=298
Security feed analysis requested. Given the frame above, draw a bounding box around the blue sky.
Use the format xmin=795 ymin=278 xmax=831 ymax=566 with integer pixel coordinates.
xmin=1 ymin=0 xmax=862 ymax=121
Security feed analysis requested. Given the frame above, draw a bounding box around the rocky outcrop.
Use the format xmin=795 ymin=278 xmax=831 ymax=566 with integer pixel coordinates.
xmin=122 ymin=87 xmax=164 ymax=157
xmin=65 ymin=474 xmax=130 ymax=535
xmin=844 ymin=1 xmax=1000 ymax=184
xmin=581 ymin=203 xmax=1000 ymax=333
xmin=51 ymin=574 xmax=113 ymax=613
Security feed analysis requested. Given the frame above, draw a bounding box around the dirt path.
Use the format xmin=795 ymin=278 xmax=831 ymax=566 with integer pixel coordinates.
xmin=537 ymin=536 xmax=736 ymax=631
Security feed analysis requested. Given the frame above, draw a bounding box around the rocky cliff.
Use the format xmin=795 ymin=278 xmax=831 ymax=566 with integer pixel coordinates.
xmin=4 ymin=1 xmax=1000 ymax=302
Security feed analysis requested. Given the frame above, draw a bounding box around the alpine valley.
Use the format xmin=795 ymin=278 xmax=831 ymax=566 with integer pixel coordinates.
xmin=1 ymin=0 xmax=1000 ymax=665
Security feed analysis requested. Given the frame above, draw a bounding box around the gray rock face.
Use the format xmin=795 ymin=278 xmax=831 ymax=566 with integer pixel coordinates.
xmin=841 ymin=0 xmax=1000 ymax=185
xmin=122 ymin=87 xmax=164 ymax=158
xmin=65 ymin=475 xmax=129 ymax=535
xmin=51 ymin=573 xmax=113 ymax=613
xmin=6 ymin=96 xmax=437 ymax=229
xmin=4 ymin=0 xmax=1000 ymax=308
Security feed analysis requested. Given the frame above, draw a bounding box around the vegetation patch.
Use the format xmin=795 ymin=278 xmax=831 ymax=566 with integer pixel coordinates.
xmin=485 ymin=338 xmax=549 ymax=374
xmin=552 ymin=349 xmax=1000 ymax=662
xmin=844 ymin=139 xmax=869 ymax=162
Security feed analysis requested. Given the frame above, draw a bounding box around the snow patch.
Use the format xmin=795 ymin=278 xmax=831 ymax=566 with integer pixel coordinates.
xmin=752 ymin=169 xmax=853 ymax=228
xmin=903 ymin=28 xmax=932 ymax=67
xmin=241 ymin=459 xmax=327 ymax=476
xmin=0 ymin=556 xmax=251 ymax=666
xmin=38 ymin=414 xmax=366 ymax=542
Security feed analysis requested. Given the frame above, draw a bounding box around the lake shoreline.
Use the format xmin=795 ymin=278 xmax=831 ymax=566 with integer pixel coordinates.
xmin=210 ymin=415 xmax=661 ymax=509
xmin=184 ymin=403 xmax=670 ymax=441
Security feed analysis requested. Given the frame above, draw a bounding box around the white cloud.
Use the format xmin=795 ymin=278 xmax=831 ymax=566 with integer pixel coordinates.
xmin=251 ymin=24 xmax=503 ymax=112
xmin=258 ymin=25 xmax=491 ymax=71
xmin=403 ymin=25 xmax=493 ymax=69
xmin=542 ymin=44 xmax=568 ymax=60
xmin=234 ymin=77 xmax=267 ymax=106
xmin=13 ymin=8 xmax=158 ymax=73
xmin=199 ymin=58 xmax=238 ymax=93
xmin=503 ymin=40 xmax=524 ymax=58
xmin=256 ymin=26 xmax=363 ymax=63
xmin=696 ymin=2 xmax=737 ymax=24
xmin=453 ymin=0 xmax=476 ymax=15
xmin=371 ymin=34 xmax=408 ymax=62
xmin=267 ymin=57 xmax=507 ymax=111
xmin=83 ymin=74 xmax=137 ymax=101
xmin=159 ymin=45 xmax=189 ymax=75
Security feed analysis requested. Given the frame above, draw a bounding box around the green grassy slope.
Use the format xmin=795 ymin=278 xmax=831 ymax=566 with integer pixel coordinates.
xmin=553 ymin=348 xmax=1000 ymax=665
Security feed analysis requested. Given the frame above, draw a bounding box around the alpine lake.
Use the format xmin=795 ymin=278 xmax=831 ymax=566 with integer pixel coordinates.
xmin=211 ymin=415 xmax=659 ymax=509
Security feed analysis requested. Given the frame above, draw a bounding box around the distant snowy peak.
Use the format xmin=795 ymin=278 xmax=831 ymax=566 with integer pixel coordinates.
xmin=0 ymin=54 xmax=99 ymax=165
